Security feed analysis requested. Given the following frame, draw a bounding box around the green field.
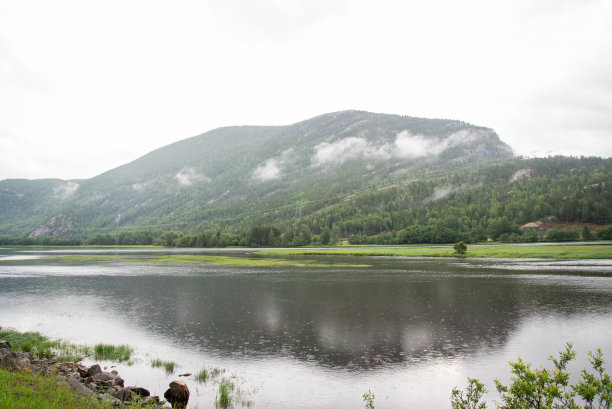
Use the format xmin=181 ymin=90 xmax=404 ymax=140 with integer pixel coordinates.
xmin=259 ymin=244 xmax=612 ymax=259
xmin=28 ymin=254 xmax=371 ymax=268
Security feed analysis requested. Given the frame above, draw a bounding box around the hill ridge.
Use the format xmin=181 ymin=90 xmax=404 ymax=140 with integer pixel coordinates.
xmin=1 ymin=110 xmax=517 ymax=239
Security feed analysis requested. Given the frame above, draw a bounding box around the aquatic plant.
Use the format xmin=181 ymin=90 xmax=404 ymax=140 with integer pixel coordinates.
xmin=0 ymin=327 xmax=91 ymax=362
xmin=196 ymin=368 xmax=208 ymax=382
xmin=94 ymin=344 xmax=133 ymax=362
xmin=217 ymin=379 xmax=235 ymax=408
xmin=363 ymin=390 xmax=375 ymax=409
xmin=151 ymin=359 xmax=176 ymax=374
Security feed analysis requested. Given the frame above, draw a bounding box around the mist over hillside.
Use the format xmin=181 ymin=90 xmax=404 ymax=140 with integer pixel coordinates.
xmin=8 ymin=110 xmax=592 ymax=243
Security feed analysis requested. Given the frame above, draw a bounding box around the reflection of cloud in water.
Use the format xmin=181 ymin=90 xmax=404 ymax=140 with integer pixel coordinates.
xmin=402 ymin=325 xmax=433 ymax=354
xmin=3 ymin=254 xmax=612 ymax=371
xmin=256 ymin=297 xmax=281 ymax=332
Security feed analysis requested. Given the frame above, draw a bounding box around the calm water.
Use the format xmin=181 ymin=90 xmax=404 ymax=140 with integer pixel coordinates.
xmin=1 ymin=247 xmax=612 ymax=408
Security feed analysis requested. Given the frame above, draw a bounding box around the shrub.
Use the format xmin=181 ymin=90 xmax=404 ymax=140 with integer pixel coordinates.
xmin=545 ymin=227 xmax=580 ymax=242
xmin=453 ymin=241 xmax=467 ymax=254
xmin=451 ymin=343 xmax=612 ymax=409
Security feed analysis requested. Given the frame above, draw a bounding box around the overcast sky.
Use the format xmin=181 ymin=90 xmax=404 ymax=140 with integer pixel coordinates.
xmin=1 ymin=0 xmax=611 ymax=180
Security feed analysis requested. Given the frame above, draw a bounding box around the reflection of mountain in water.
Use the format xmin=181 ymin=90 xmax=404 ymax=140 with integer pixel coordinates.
xmin=78 ymin=258 xmax=612 ymax=370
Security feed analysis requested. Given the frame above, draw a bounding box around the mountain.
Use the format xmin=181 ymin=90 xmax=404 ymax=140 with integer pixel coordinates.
xmin=2 ymin=110 xmax=515 ymax=239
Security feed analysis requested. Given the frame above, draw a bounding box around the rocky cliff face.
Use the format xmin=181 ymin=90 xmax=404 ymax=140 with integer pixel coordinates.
xmin=27 ymin=213 xmax=74 ymax=238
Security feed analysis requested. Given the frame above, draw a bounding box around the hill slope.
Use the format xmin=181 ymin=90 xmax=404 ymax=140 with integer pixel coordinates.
xmin=1 ymin=110 xmax=514 ymax=238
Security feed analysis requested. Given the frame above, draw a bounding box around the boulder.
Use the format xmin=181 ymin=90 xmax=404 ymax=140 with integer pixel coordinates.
xmin=0 ymin=340 xmax=12 ymax=350
xmin=91 ymin=372 xmax=114 ymax=383
xmin=78 ymin=365 xmax=89 ymax=377
xmin=68 ymin=377 xmax=95 ymax=396
xmin=126 ymin=386 xmax=151 ymax=397
xmin=112 ymin=374 xmax=125 ymax=387
xmin=111 ymin=388 xmax=132 ymax=401
xmin=164 ymin=380 xmax=190 ymax=409
xmin=144 ymin=395 xmax=160 ymax=405
xmin=0 ymin=348 xmax=33 ymax=371
xmin=87 ymin=364 xmax=102 ymax=377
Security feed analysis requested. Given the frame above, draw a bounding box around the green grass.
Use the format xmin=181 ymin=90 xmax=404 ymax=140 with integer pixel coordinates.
xmin=217 ymin=378 xmax=235 ymax=408
xmin=0 ymin=328 xmax=91 ymax=362
xmin=35 ymin=254 xmax=370 ymax=268
xmin=259 ymin=244 xmax=612 ymax=259
xmin=0 ymin=368 xmax=155 ymax=409
xmin=0 ymin=328 xmax=134 ymax=364
xmin=0 ymin=368 xmax=103 ymax=409
xmin=93 ymin=344 xmax=133 ymax=362
xmin=195 ymin=368 xmax=209 ymax=383
xmin=151 ymin=358 xmax=176 ymax=374
xmin=196 ymin=367 xmax=226 ymax=383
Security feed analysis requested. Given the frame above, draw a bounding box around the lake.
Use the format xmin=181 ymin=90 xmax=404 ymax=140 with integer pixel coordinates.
xmin=1 ymin=247 xmax=612 ymax=408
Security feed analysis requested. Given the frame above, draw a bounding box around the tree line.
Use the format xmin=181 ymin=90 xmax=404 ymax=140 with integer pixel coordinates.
xmin=1 ymin=156 xmax=611 ymax=247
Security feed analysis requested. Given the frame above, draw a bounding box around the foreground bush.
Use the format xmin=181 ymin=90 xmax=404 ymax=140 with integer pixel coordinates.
xmin=452 ymin=343 xmax=611 ymax=409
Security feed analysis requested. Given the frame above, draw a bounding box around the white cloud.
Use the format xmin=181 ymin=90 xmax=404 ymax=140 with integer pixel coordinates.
xmin=1 ymin=0 xmax=611 ymax=181
xmin=53 ymin=181 xmax=79 ymax=198
xmin=394 ymin=132 xmax=443 ymax=157
xmin=251 ymin=149 xmax=294 ymax=182
xmin=175 ymin=166 xmax=209 ymax=186
xmin=252 ymin=158 xmax=282 ymax=182
xmin=312 ymin=130 xmax=487 ymax=166
xmin=312 ymin=137 xmax=391 ymax=166
xmin=424 ymin=186 xmax=456 ymax=203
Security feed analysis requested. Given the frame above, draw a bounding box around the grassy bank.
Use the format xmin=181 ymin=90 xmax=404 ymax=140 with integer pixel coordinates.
xmin=0 ymin=328 xmax=91 ymax=362
xmin=259 ymin=244 xmax=612 ymax=259
xmin=0 ymin=327 xmax=136 ymax=364
xmin=25 ymin=254 xmax=370 ymax=268
xmin=0 ymin=328 xmax=154 ymax=409
xmin=0 ymin=369 xmax=109 ymax=409
xmin=0 ymin=368 xmax=160 ymax=409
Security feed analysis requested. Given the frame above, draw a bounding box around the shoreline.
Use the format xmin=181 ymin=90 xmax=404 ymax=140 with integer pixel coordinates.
xmin=0 ymin=340 xmax=171 ymax=408
xmin=258 ymin=243 xmax=612 ymax=259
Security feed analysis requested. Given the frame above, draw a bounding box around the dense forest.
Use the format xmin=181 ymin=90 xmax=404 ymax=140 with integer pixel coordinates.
xmin=1 ymin=156 xmax=610 ymax=247
xmin=1 ymin=112 xmax=610 ymax=246
xmin=0 ymin=110 xmax=514 ymax=240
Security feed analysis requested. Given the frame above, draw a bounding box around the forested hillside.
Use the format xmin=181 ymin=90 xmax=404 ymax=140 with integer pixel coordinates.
xmin=0 ymin=110 xmax=513 ymax=241
xmin=2 ymin=111 xmax=609 ymax=247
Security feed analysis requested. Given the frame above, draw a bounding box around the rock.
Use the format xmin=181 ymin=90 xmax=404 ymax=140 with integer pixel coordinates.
xmin=0 ymin=345 xmax=169 ymax=409
xmin=0 ymin=348 xmax=32 ymax=371
xmin=164 ymin=380 xmax=190 ymax=409
xmin=178 ymin=372 xmax=192 ymax=377
xmin=111 ymin=388 xmax=132 ymax=401
xmin=112 ymin=374 xmax=124 ymax=387
xmin=68 ymin=377 xmax=95 ymax=396
xmin=87 ymin=364 xmax=102 ymax=377
xmin=102 ymin=379 xmax=116 ymax=388
xmin=85 ymin=383 xmax=99 ymax=393
xmin=0 ymin=348 xmax=17 ymax=369
xmin=92 ymin=372 xmax=114 ymax=383
xmin=126 ymin=386 xmax=151 ymax=397
xmin=144 ymin=395 xmax=160 ymax=404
